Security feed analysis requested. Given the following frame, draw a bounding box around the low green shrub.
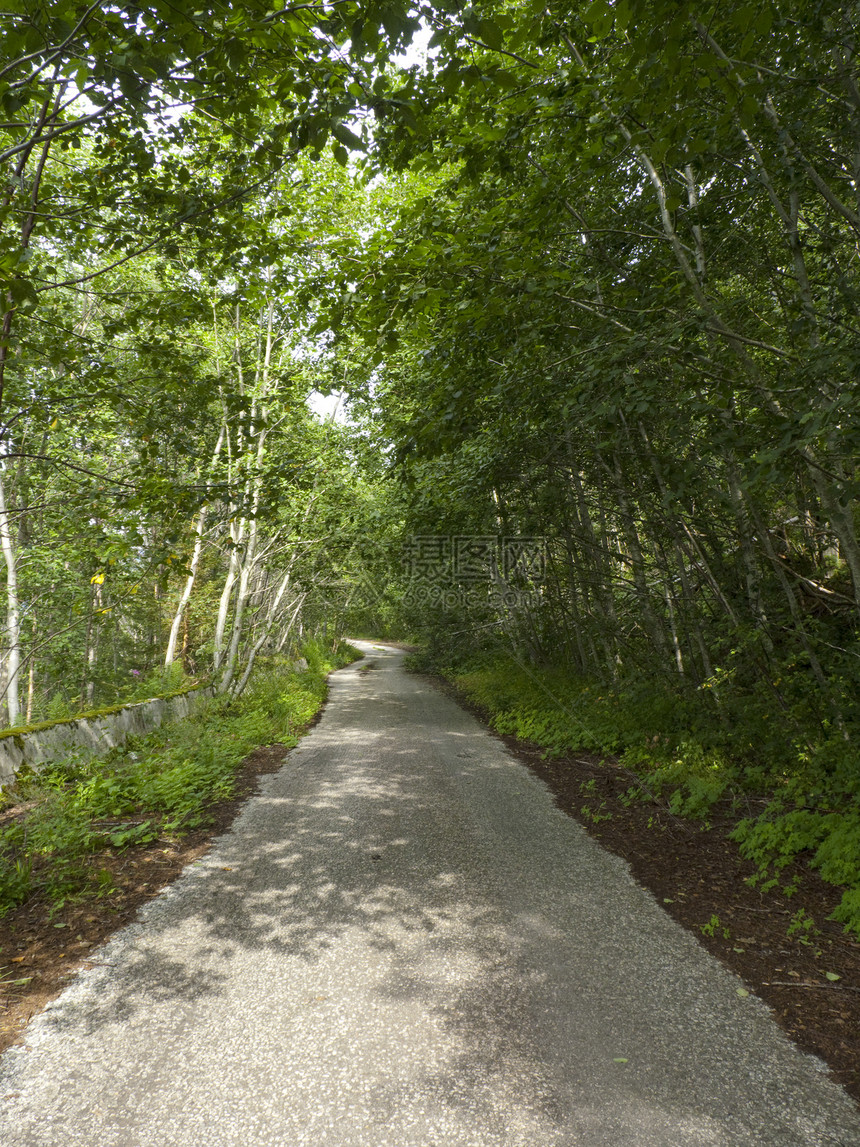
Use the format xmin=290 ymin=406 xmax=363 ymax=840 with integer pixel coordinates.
xmin=119 ymin=661 xmax=191 ymax=704
xmin=732 ymin=809 xmax=860 ymax=937
xmin=0 ymin=848 xmax=32 ymax=912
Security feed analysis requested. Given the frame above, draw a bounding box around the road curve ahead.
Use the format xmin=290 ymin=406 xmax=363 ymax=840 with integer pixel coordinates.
xmin=1 ymin=641 xmax=858 ymax=1147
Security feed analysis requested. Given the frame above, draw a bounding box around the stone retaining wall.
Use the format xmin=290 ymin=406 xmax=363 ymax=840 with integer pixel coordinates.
xmin=0 ymin=687 xmax=215 ymax=788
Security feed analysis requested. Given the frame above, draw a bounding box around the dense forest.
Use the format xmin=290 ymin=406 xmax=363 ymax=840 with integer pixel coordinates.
xmin=2 ymin=1 xmax=860 ymax=930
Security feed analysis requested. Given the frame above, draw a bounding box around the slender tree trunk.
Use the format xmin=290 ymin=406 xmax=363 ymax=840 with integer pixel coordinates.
xmin=660 ymin=567 xmax=685 ymax=677
xmin=232 ymin=582 xmax=304 ymax=699
xmin=747 ymin=502 xmax=833 ymax=711
xmin=668 ymin=536 xmax=713 ymax=681
xmin=607 ymin=448 xmax=670 ymax=663
xmin=81 ymin=591 xmax=94 ymax=712
xmin=165 ymin=423 xmax=225 ymax=667
xmin=0 ymin=468 xmax=21 ymax=726
xmin=213 ymin=555 xmax=239 ymax=671
xmin=26 ymin=656 xmax=34 ymax=724
xmin=219 ymin=517 xmax=257 ymax=694
xmin=566 ymin=460 xmax=618 ymax=670
xmin=218 ymin=424 xmax=268 ymax=693
xmin=164 ymin=506 xmax=209 ymax=667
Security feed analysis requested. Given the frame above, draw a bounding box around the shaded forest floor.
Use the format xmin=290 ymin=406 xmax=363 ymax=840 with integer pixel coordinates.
xmin=1 ymin=674 xmax=858 ymax=1111
xmin=429 ymin=675 xmax=860 ymax=1108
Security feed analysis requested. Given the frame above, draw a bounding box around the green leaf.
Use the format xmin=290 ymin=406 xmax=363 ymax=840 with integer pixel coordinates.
xmin=331 ymin=121 xmax=365 ymax=151
xmin=478 ymin=19 xmax=504 ymax=51
xmin=756 ymin=8 xmax=774 ymax=36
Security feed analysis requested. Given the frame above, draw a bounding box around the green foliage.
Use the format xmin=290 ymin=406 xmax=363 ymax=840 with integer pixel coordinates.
xmin=733 ymin=810 xmax=860 ymax=938
xmin=699 ymin=915 xmax=730 ymax=940
xmin=831 ymin=889 xmax=860 ymax=937
xmin=787 ymin=908 xmax=820 ymax=946
xmin=624 ymin=742 xmax=736 ymax=821
xmin=1 ymin=0 xmax=859 ymax=960
xmin=448 ymin=653 xmax=703 ymax=762
xmin=43 ymin=695 xmax=76 ymax=723
xmin=120 ymin=663 xmax=191 ymax=705
xmin=0 ymin=852 xmax=32 ymax=914
xmin=580 ymin=801 xmax=612 ymax=825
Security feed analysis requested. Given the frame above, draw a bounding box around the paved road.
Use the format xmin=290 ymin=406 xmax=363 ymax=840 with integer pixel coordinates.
xmin=1 ymin=641 xmax=858 ymax=1146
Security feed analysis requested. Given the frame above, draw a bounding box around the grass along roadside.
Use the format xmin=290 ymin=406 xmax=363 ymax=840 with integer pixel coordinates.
xmin=0 ymin=640 xmax=361 ymax=1050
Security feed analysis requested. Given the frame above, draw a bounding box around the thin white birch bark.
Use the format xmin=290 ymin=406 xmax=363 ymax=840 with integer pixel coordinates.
xmin=213 ymin=521 xmax=244 ymax=672
xmin=164 ymin=506 xmax=208 ymax=668
xmin=0 ymin=468 xmax=20 ymax=725
xmin=218 ymin=299 xmax=274 ymax=693
xmin=164 ymin=424 xmax=225 ymax=667
xmin=232 ymin=582 xmax=305 ymax=699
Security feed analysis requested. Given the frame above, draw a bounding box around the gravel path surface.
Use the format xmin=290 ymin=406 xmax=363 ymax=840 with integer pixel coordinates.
xmin=1 ymin=641 xmax=858 ymax=1146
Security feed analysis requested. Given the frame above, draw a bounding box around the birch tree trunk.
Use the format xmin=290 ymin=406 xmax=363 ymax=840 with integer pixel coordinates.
xmin=217 ymin=298 xmax=275 ymax=693
xmin=218 ymin=514 xmax=258 ymax=695
xmin=232 ymin=582 xmax=305 ymax=699
xmin=0 ymin=468 xmax=20 ymax=726
xmin=213 ymin=521 xmax=244 ymax=673
xmin=165 ymin=422 xmax=225 ymax=668
xmin=164 ymin=507 xmax=208 ymax=668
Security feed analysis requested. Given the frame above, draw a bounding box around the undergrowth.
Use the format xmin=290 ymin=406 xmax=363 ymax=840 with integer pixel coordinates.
xmin=407 ymin=649 xmax=860 ymax=939
xmin=0 ymin=640 xmax=359 ymax=916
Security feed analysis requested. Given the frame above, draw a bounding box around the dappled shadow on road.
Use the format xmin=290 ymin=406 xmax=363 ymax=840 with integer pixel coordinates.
xmin=21 ymin=645 xmax=860 ymax=1145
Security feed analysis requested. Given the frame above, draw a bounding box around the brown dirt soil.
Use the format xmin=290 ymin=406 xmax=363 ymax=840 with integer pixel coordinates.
xmin=430 ymin=677 xmax=860 ymax=1108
